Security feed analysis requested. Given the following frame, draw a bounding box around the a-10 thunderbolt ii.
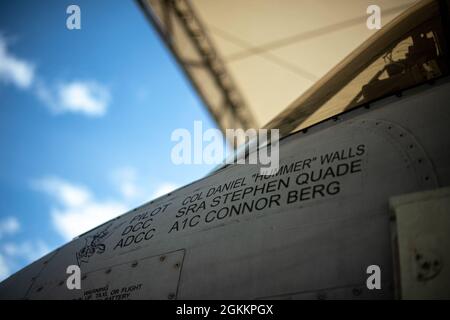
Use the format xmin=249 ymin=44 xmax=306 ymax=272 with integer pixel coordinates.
xmin=1 ymin=0 xmax=450 ymax=300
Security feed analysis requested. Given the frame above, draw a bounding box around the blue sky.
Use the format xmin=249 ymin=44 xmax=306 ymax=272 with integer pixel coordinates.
xmin=0 ymin=0 xmax=220 ymax=280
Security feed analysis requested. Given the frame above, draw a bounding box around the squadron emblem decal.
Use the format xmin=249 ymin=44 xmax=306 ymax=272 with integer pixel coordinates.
xmin=76 ymin=222 xmax=123 ymax=265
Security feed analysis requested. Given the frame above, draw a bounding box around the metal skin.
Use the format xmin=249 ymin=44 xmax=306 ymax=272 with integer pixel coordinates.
xmin=0 ymin=76 xmax=449 ymax=300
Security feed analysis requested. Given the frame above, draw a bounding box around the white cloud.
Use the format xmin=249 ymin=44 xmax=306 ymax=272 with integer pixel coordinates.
xmin=0 ymin=33 xmax=111 ymax=117
xmin=152 ymin=183 xmax=178 ymax=199
xmin=0 ymin=216 xmax=50 ymax=281
xmin=32 ymin=177 xmax=91 ymax=207
xmin=0 ymin=36 xmax=34 ymax=89
xmin=51 ymin=201 xmax=127 ymax=241
xmin=32 ymin=173 xmax=180 ymax=241
xmin=2 ymin=240 xmax=50 ymax=263
xmin=0 ymin=254 xmax=10 ymax=281
xmin=0 ymin=217 xmax=20 ymax=239
xmin=57 ymin=81 xmax=110 ymax=116
xmin=32 ymin=177 xmax=127 ymax=241
xmin=0 ymin=239 xmax=51 ymax=281
xmin=35 ymin=80 xmax=111 ymax=117
xmin=111 ymin=167 xmax=179 ymax=202
xmin=112 ymin=166 xmax=140 ymax=200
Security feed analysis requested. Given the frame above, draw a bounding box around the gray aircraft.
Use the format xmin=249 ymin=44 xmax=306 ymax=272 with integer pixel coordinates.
xmin=0 ymin=0 xmax=449 ymax=299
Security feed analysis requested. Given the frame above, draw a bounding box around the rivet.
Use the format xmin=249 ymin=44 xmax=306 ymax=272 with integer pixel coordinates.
xmin=174 ymin=263 xmax=180 ymax=269
xmin=317 ymin=292 xmax=327 ymax=300
xmin=160 ymin=256 xmax=166 ymax=262
xmin=352 ymin=288 xmax=362 ymax=296
xmin=168 ymin=293 xmax=176 ymax=300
